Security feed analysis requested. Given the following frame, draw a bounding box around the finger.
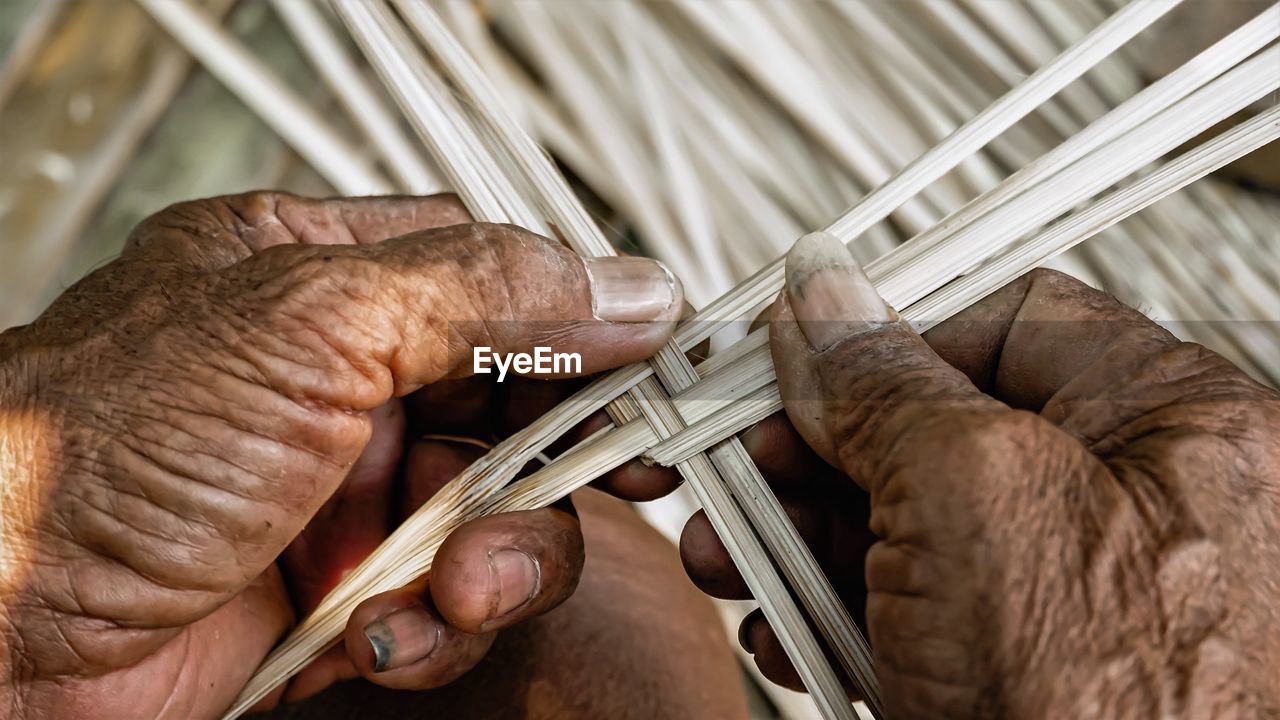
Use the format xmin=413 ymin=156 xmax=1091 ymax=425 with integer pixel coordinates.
xmin=591 ymin=457 xmax=685 ymax=502
xmin=429 ymin=507 xmax=585 ymax=634
xmin=569 ymin=412 xmax=684 ymax=501
xmin=345 ymin=588 xmax=495 ymax=690
xmin=738 ymin=609 xmax=863 ymax=700
xmin=99 ymin=221 xmax=674 ymax=626
xmin=920 ymin=267 xmax=1178 ymax=412
xmin=679 ymin=486 xmax=851 ymax=601
xmin=281 ymin=645 xmax=359 ymax=704
xmin=401 ymin=438 xmax=487 ymax=517
xmin=404 ymin=375 xmax=494 ymax=439
xmin=912 ymin=269 xmax=1279 ymax=462
xmin=559 ymin=404 xmax=685 ymax=502
xmin=770 ymin=232 xmax=1005 ymax=487
xmin=679 ymin=509 xmax=750 ymax=600
xmin=126 ymin=191 xmax=471 ymax=267
xmin=774 ymin=234 xmax=1118 ymax=716
xmin=220 ymin=223 xmax=684 ymax=407
xmin=495 ymin=301 xmax=704 ymax=503
xmin=281 ymin=399 xmax=401 ymax=613
xmin=739 ymin=609 xmax=807 ymax=693
xmin=498 ymin=374 xmax=589 ymax=439
xmin=739 ymin=412 xmax=834 ymax=485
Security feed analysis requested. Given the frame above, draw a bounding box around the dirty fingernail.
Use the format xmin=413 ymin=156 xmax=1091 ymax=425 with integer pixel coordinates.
xmin=363 ymin=603 xmax=442 ymax=672
xmin=785 ymin=232 xmax=895 ymax=351
xmin=584 ymin=256 xmax=680 ymax=322
xmin=489 ymin=549 xmax=540 ymax=622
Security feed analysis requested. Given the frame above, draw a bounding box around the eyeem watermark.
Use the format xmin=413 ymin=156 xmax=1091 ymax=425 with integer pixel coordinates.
xmin=473 ymin=346 xmax=583 ymax=382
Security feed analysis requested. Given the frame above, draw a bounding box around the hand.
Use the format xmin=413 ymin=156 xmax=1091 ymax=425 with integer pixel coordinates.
xmin=0 ymin=192 xmax=685 ymax=718
xmin=682 ymin=233 xmax=1280 ymax=718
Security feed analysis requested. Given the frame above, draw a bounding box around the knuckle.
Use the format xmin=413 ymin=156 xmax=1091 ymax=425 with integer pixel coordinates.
xmin=1024 ymin=266 xmax=1073 ymax=286
xmin=926 ymin=410 xmax=1042 ymax=458
xmin=214 ymin=247 xmax=397 ymax=408
xmin=425 ymin=192 xmax=470 ymax=223
xmin=871 ymin=409 xmax=1050 ymax=494
xmin=124 ymin=192 xmax=295 ymax=266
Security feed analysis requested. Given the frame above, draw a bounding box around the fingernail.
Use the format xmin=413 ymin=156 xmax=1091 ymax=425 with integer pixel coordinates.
xmin=785 ymin=232 xmax=895 ymax=351
xmin=584 ymin=256 xmax=679 ymax=322
xmin=363 ymin=603 xmax=442 ymax=672
xmin=489 ymin=549 xmax=540 ymax=623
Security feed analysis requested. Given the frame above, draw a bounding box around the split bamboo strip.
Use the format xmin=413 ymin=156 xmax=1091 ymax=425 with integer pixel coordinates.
xmin=874 ymin=5 xmax=1280 ymax=282
xmin=637 ymin=0 xmax=1185 ymax=361
xmin=502 ymin=2 xmax=717 ymax=304
xmin=391 ymin=7 xmax=879 ymax=713
xmin=227 ymin=86 xmax=1277 ymax=720
xmin=672 ymin=0 xmax=943 ymax=235
xmin=877 ymin=46 xmax=1280 ymax=312
xmin=828 ymin=2 xmax=1278 ymax=382
xmin=194 ymin=2 xmax=1274 ymax=712
xmin=269 ymin=0 xmax=438 ymax=193
xmin=372 ymin=1 xmax=870 ymax=715
xmin=227 ymin=2 xmax=859 ymax=717
xmin=907 ymin=2 xmax=1280 ymax=380
xmin=495 ymin=109 xmax=1280 ymax=502
xmin=912 ymin=107 xmax=1280 ymax=331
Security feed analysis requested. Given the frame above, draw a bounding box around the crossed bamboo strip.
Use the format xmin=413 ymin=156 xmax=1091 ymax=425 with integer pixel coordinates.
xmin=125 ymin=1 xmax=1280 ymax=717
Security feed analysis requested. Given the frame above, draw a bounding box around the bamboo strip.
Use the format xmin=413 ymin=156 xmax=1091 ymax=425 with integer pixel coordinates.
xmin=875 ymin=6 xmax=1280 ymax=282
xmin=392 ymin=2 xmax=874 ymax=714
xmin=913 ymin=109 xmax=1280 ymax=331
xmin=269 ymin=0 xmax=438 ymax=193
xmin=648 ymin=0 xmax=1184 ymax=361
xmin=876 ymin=46 xmax=1280 ymax=311
xmin=501 ymin=110 xmax=1280 ymax=505
xmin=207 ymin=2 xmax=1269 ymax=712
xmin=232 ymin=2 xmax=863 ymax=716
xmin=673 ymin=0 xmax=943 ymax=235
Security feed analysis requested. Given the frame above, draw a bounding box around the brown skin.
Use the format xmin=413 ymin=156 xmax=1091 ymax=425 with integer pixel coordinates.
xmin=685 ymin=268 xmax=1280 ymax=718
xmin=269 ymin=489 xmax=748 ymax=720
xmin=0 ymin=192 xmax=695 ymax=718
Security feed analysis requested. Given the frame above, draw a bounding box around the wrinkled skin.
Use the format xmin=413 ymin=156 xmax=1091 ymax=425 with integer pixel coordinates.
xmin=0 ymin=192 xmax=691 ymax=719
xmin=684 ymin=264 xmax=1280 ymax=718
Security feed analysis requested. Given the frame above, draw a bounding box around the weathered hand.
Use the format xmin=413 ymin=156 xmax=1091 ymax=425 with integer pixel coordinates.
xmin=0 ymin=192 xmax=684 ymax=718
xmin=683 ymin=233 xmax=1280 ymax=718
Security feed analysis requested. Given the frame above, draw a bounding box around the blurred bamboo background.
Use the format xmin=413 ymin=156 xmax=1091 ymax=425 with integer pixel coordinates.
xmin=2 ymin=1 xmax=1276 ymax=339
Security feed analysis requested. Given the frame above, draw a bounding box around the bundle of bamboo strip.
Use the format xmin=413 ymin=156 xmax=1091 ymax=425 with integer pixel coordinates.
xmin=43 ymin=1 xmax=1278 ymax=718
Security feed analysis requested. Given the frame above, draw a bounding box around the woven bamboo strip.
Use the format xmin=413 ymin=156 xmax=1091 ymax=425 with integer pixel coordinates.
xmin=392 ymin=1 xmax=874 ymax=714
xmin=225 ymin=95 xmax=1277 ymax=717
xmin=227 ymin=1 xmax=859 ymax=716
xmin=192 ymin=2 xmax=1280 ymax=712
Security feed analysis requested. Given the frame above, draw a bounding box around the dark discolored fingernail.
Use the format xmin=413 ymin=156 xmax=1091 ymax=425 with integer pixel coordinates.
xmin=785 ymin=232 xmax=896 ymax=351
xmin=487 ymin=549 xmax=540 ymax=626
xmin=363 ymin=603 xmax=442 ymax=672
xmin=584 ymin=256 xmax=680 ymax=321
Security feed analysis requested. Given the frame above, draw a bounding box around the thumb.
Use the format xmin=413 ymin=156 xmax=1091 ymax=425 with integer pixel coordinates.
xmin=219 ymin=222 xmax=684 ymax=410
xmin=138 ymin=222 xmax=680 ymax=604
xmin=769 ymin=232 xmax=1002 ymax=489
